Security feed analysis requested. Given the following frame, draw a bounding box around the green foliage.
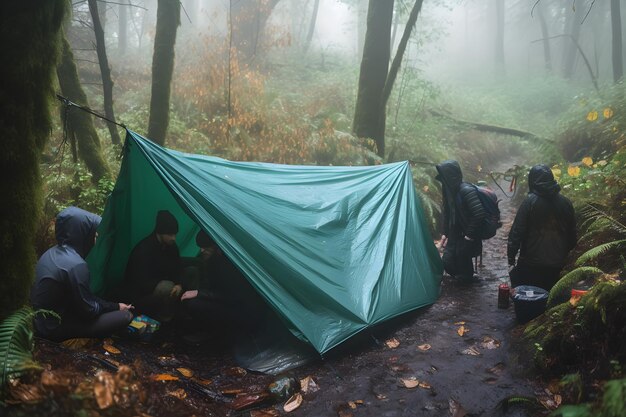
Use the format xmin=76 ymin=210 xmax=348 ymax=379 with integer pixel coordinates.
xmin=548 ymin=267 xmax=603 ymax=306
xmin=0 ymin=308 xmax=53 ymax=396
xmin=550 ymin=404 xmax=593 ymax=417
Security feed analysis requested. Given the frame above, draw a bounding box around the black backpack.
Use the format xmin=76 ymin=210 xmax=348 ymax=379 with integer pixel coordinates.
xmin=458 ymin=184 xmax=502 ymax=240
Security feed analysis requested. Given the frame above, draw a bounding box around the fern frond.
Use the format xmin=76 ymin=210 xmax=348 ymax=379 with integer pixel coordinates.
xmin=0 ymin=307 xmax=45 ymax=391
xmin=601 ymin=378 xmax=626 ymax=417
xmin=580 ymin=204 xmax=626 ymax=236
xmin=548 ymin=267 xmax=604 ymax=305
xmin=575 ymin=240 xmax=626 ymax=266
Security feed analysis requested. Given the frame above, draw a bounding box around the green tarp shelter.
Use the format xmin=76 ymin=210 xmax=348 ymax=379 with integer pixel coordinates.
xmin=89 ymin=130 xmax=442 ymax=355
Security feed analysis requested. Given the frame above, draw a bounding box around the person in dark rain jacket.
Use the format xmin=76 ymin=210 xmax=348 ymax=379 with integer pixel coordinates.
xmin=435 ymin=160 xmax=487 ymax=281
xmin=31 ymin=207 xmax=133 ymax=341
xmin=508 ymin=164 xmax=577 ymax=290
xmin=124 ymin=210 xmax=183 ymax=321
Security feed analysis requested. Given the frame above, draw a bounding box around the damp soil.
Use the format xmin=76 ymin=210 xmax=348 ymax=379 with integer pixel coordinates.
xmin=3 ymin=184 xmax=545 ymax=417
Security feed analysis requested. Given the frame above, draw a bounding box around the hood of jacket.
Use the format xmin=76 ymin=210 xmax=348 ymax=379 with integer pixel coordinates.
xmin=55 ymin=206 xmax=102 ymax=258
xmin=528 ymin=164 xmax=560 ymax=197
xmin=435 ymin=160 xmax=463 ymax=191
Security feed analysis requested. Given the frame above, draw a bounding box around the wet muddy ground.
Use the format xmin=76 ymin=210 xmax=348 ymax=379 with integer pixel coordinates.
xmin=3 ymin=184 xmax=547 ymax=417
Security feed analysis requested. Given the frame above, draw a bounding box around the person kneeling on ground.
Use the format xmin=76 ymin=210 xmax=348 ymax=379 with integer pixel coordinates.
xmin=435 ymin=160 xmax=487 ymax=282
xmin=31 ymin=206 xmax=133 ymax=341
xmin=124 ymin=210 xmax=183 ymax=322
xmin=508 ymin=164 xmax=577 ymax=291
xmin=179 ymin=230 xmax=269 ymax=343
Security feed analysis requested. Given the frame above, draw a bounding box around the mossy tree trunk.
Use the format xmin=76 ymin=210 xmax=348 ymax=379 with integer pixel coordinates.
xmin=352 ymin=0 xmax=394 ymax=158
xmin=611 ymin=0 xmax=623 ymax=83
xmin=88 ymin=0 xmax=122 ymax=146
xmin=147 ymin=0 xmax=181 ymax=146
xmin=0 ymin=1 xmax=68 ymax=321
xmin=57 ymin=33 xmax=110 ymax=183
xmin=536 ymin=2 xmax=552 ymax=73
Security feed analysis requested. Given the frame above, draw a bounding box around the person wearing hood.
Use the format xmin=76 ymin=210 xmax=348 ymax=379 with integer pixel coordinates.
xmin=31 ymin=207 xmax=134 ymax=341
xmin=507 ymin=164 xmax=577 ymax=290
xmin=124 ymin=210 xmax=183 ymax=321
xmin=435 ymin=160 xmax=487 ymax=282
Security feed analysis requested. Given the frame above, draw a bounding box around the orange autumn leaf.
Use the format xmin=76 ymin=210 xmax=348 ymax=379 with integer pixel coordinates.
xmin=385 ymin=338 xmax=400 ymax=349
xmin=567 ymin=165 xmax=581 ymax=177
xmin=176 ymin=368 xmax=193 ymax=378
xmin=457 ymin=325 xmax=468 ymax=336
xmin=283 ymin=392 xmax=303 ymax=412
xmin=581 ymin=157 xmax=593 ymax=167
xmin=417 ymin=344 xmax=431 ymax=351
xmin=152 ymin=374 xmax=179 ymax=381
xmin=103 ymin=344 xmax=121 ymax=355
xmin=400 ymin=378 xmax=420 ymax=389
xmin=586 ymin=111 xmax=598 ymax=121
xmin=603 ymin=107 xmax=613 ymax=119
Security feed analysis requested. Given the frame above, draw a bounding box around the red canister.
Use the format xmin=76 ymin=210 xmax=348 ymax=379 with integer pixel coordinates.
xmin=498 ymin=283 xmax=510 ymax=309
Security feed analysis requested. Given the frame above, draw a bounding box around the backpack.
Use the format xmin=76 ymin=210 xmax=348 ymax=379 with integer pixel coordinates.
xmin=458 ymin=184 xmax=502 ymax=240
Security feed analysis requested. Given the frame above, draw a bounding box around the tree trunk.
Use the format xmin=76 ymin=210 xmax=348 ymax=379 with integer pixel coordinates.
xmin=536 ymin=2 xmax=552 ymax=72
xmin=494 ymin=0 xmax=505 ymax=77
xmin=57 ymin=34 xmax=110 ymax=182
xmin=356 ymin=0 xmax=367 ymax=61
xmin=302 ymin=0 xmax=320 ymax=53
xmin=353 ymin=0 xmax=394 ymax=157
xmin=0 ymin=1 xmax=68 ymax=320
xmin=88 ymin=0 xmax=122 ymax=146
xmin=118 ymin=0 xmax=127 ymax=56
xmin=230 ymin=0 xmax=281 ymax=63
xmin=147 ymin=0 xmax=180 ymax=146
xmin=382 ymin=0 xmax=424 ymax=108
xmin=611 ymin=0 xmax=623 ymax=83
xmin=562 ymin=3 xmax=584 ymax=78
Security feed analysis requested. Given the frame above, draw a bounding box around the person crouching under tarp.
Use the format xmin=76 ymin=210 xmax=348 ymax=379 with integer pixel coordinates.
xmin=179 ymin=230 xmax=269 ymax=344
xmin=124 ymin=210 xmax=183 ymax=322
xmin=31 ymin=207 xmax=134 ymax=341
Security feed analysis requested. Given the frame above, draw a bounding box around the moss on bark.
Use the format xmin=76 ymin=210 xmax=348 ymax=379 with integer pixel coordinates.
xmin=0 ymin=1 xmax=69 ymax=320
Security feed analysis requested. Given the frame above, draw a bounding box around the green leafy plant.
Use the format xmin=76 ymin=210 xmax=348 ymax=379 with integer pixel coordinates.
xmin=0 ymin=307 xmax=56 ymax=395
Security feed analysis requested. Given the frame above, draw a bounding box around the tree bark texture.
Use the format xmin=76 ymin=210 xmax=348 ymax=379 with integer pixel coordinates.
xmin=536 ymin=2 xmax=552 ymax=72
xmin=303 ymin=0 xmax=320 ymax=53
xmin=0 ymin=0 xmax=68 ymax=320
xmin=494 ymin=0 xmax=505 ymax=77
xmin=57 ymin=34 xmax=110 ymax=182
xmin=88 ymin=0 xmax=122 ymax=146
xmin=118 ymin=0 xmax=128 ymax=56
xmin=562 ymin=3 xmax=584 ymax=79
xmin=230 ymin=0 xmax=281 ymax=63
xmin=353 ymin=0 xmax=394 ymax=157
xmin=611 ymin=0 xmax=623 ymax=83
xmin=147 ymin=0 xmax=181 ymax=146
xmin=382 ymin=0 xmax=424 ymax=107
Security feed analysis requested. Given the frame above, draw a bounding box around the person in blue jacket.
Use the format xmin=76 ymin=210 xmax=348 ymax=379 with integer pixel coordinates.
xmin=31 ymin=207 xmax=133 ymax=341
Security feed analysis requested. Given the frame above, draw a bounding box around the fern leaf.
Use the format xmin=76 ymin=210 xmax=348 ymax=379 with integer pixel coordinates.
xmin=0 ymin=307 xmax=42 ymax=390
xmin=575 ymin=240 xmax=626 ymax=266
xmin=548 ymin=267 xmax=604 ymax=305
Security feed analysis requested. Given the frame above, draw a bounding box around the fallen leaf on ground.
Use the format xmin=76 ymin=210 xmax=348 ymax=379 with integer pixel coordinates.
xmin=375 ymin=393 xmax=387 ymax=400
xmin=94 ymin=371 xmax=115 ymax=409
xmin=103 ymin=344 xmax=121 ymax=354
xmin=418 ymin=381 xmax=431 ymax=389
xmin=449 ymin=398 xmax=468 ymax=417
xmin=167 ymin=388 xmax=187 ymax=400
xmin=176 ymin=367 xmax=193 ymax=378
xmin=61 ymin=338 xmax=95 ymax=350
xmin=385 ymin=338 xmax=400 ymax=349
xmin=283 ymin=392 xmax=303 ymax=412
xmin=461 ymin=346 xmax=481 ymax=356
xmin=483 ymin=376 xmax=498 ymax=384
xmin=480 ymin=336 xmax=501 ymax=349
xmin=454 ymin=321 xmax=466 ymax=325
xmin=300 ymin=376 xmax=319 ymax=394
xmin=417 ymin=344 xmax=431 ymax=351
xmin=8 ymin=383 xmax=44 ymax=404
xmin=348 ymin=399 xmax=364 ymax=409
xmin=487 ymin=363 xmax=505 ymax=376
xmin=400 ymin=377 xmax=420 ymax=389
xmin=457 ymin=325 xmax=469 ymax=337
xmin=192 ymin=377 xmax=213 ymax=386
xmin=390 ymin=364 xmax=410 ymax=372
xmin=152 ymin=374 xmax=179 ymax=381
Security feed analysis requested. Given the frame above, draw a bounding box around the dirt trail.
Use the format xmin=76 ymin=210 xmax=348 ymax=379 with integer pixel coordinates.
xmin=289 ymin=181 xmax=539 ymax=417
